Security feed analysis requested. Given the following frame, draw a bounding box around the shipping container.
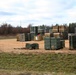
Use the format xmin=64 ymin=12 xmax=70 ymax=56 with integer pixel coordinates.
xmin=60 ymin=32 xmax=68 ymax=40
xmin=30 ymin=32 xmax=35 ymax=41
xmin=26 ymin=43 xmax=39 ymax=49
xmin=75 ymin=27 xmax=76 ymax=33
xmin=19 ymin=33 xmax=28 ymax=42
xmin=26 ymin=43 xmax=31 ymax=49
xmin=44 ymin=26 xmax=51 ymax=33
xmin=30 ymin=26 xmax=38 ymax=35
xmin=69 ymin=34 xmax=76 ymax=50
xmin=34 ymin=26 xmax=38 ymax=36
xmin=44 ymin=37 xmax=51 ymax=50
xmin=60 ymin=40 xmax=65 ymax=48
xmin=38 ymin=29 xmax=44 ymax=35
xmin=69 ymin=23 xmax=76 ymax=33
xmin=27 ymin=33 xmax=31 ymax=41
xmin=31 ymin=43 xmax=39 ymax=49
xmin=51 ymin=37 xmax=62 ymax=50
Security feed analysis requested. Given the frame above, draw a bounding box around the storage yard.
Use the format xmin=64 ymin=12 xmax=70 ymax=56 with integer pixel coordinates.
xmin=0 ymin=24 xmax=76 ymax=54
xmin=0 ymin=24 xmax=76 ymax=75
xmin=0 ymin=39 xmax=76 ymax=54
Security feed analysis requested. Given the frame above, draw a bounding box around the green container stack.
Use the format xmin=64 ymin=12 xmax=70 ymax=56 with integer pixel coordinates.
xmin=60 ymin=40 xmax=65 ymax=48
xmin=26 ymin=43 xmax=39 ymax=50
xmin=30 ymin=26 xmax=38 ymax=35
xmin=44 ymin=37 xmax=51 ymax=50
xmin=31 ymin=43 xmax=39 ymax=49
xmin=27 ymin=33 xmax=31 ymax=41
xmin=44 ymin=37 xmax=64 ymax=50
xmin=30 ymin=32 xmax=35 ymax=40
xmin=38 ymin=26 xmax=45 ymax=35
xmin=34 ymin=26 xmax=38 ymax=35
xmin=26 ymin=43 xmax=31 ymax=49
xmin=30 ymin=26 xmax=38 ymax=40
xmin=69 ymin=34 xmax=76 ymax=50
xmin=61 ymin=32 xmax=68 ymax=40
xmin=51 ymin=37 xmax=62 ymax=50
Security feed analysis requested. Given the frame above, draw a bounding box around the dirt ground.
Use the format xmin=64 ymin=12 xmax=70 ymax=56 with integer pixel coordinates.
xmin=0 ymin=39 xmax=76 ymax=54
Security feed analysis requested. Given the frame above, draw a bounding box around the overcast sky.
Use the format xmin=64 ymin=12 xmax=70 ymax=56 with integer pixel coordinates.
xmin=0 ymin=0 xmax=76 ymax=27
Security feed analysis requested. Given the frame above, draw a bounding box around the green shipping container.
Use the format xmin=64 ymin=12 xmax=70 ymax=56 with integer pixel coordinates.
xmin=26 ymin=43 xmax=39 ymax=49
xmin=60 ymin=40 xmax=65 ymax=48
xmin=30 ymin=32 xmax=35 ymax=40
xmin=51 ymin=37 xmax=62 ymax=50
xmin=44 ymin=37 xmax=51 ymax=50
xmin=26 ymin=43 xmax=31 ymax=49
xmin=27 ymin=33 xmax=31 ymax=41
xmin=31 ymin=43 xmax=39 ymax=49
xmin=34 ymin=26 xmax=38 ymax=36
xmin=69 ymin=34 xmax=76 ymax=50
xmin=30 ymin=26 xmax=38 ymax=36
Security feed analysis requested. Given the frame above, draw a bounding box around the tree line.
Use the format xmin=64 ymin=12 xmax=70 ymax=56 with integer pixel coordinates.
xmin=0 ymin=23 xmax=30 ymax=35
xmin=0 ymin=22 xmax=76 ymax=35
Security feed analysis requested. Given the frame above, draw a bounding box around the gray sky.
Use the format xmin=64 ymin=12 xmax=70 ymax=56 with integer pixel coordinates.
xmin=0 ymin=0 xmax=76 ymax=27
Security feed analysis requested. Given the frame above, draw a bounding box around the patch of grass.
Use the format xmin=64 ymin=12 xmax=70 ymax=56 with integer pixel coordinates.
xmin=0 ymin=70 xmax=76 ymax=75
xmin=0 ymin=52 xmax=76 ymax=74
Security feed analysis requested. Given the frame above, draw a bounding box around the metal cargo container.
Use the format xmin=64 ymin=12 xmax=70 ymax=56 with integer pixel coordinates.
xmin=26 ymin=43 xmax=39 ymax=49
xmin=69 ymin=23 xmax=76 ymax=33
xmin=30 ymin=26 xmax=38 ymax=35
xmin=44 ymin=26 xmax=50 ymax=33
xmin=34 ymin=26 xmax=38 ymax=36
xmin=75 ymin=27 xmax=76 ymax=33
xmin=38 ymin=29 xmax=44 ymax=35
xmin=26 ymin=43 xmax=31 ymax=49
xmin=51 ymin=37 xmax=62 ymax=50
xmin=30 ymin=32 xmax=35 ymax=41
xmin=19 ymin=33 xmax=28 ymax=42
xmin=60 ymin=32 xmax=68 ymax=40
xmin=27 ymin=33 xmax=31 ymax=41
xmin=60 ymin=40 xmax=65 ymax=48
xmin=69 ymin=34 xmax=76 ymax=50
xmin=31 ymin=43 xmax=39 ymax=49
xmin=44 ymin=37 xmax=51 ymax=50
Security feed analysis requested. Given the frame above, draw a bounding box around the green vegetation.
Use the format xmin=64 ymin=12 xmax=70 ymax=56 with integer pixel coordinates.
xmin=0 ymin=52 xmax=76 ymax=75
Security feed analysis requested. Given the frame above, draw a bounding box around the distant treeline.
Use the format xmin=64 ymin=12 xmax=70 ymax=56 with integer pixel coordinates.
xmin=0 ymin=22 xmax=76 ymax=35
xmin=0 ymin=23 xmax=30 ymax=35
